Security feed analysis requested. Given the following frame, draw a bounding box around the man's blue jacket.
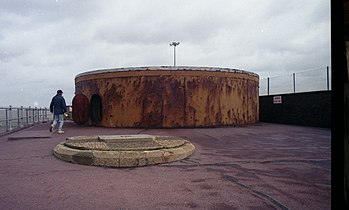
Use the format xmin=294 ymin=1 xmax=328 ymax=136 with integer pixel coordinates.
xmin=50 ymin=95 xmax=67 ymax=115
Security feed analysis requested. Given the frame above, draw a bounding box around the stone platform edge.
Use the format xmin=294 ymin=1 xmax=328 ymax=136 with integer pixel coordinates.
xmin=53 ymin=141 xmax=195 ymax=168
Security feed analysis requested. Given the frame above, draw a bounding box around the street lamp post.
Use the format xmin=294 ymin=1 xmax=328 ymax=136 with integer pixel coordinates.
xmin=170 ymin=42 xmax=180 ymax=66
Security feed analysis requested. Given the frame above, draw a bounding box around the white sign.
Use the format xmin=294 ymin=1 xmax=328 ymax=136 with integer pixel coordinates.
xmin=273 ymin=96 xmax=282 ymax=104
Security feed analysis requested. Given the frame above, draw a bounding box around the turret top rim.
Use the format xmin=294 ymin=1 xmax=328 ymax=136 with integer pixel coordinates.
xmin=75 ymin=66 xmax=259 ymax=79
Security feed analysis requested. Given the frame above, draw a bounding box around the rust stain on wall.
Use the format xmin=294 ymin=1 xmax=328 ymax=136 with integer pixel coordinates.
xmin=74 ymin=67 xmax=259 ymax=128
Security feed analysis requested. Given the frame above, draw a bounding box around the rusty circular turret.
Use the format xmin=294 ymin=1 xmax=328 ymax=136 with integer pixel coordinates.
xmin=73 ymin=66 xmax=259 ymax=128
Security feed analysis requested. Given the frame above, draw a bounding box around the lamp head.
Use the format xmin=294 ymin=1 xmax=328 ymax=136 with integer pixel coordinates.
xmin=170 ymin=42 xmax=180 ymax=46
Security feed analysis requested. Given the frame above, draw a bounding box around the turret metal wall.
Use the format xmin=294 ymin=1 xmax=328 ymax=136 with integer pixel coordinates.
xmin=74 ymin=66 xmax=259 ymax=128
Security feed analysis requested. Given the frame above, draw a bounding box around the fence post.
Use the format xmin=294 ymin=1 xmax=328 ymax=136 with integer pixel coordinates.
xmin=326 ymin=66 xmax=330 ymax=91
xmin=17 ymin=107 xmax=20 ymax=129
xmin=26 ymin=107 xmax=29 ymax=125
xmin=34 ymin=107 xmax=36 ymax=123
xmin=267 ymin=77 xmax=270 ymax=95
xmin=29 ymin=106 xmax=31 ymax=124
xmin=293 ymin=73 xmax=296 ymax=93
xmin=20 ymin=106 xmax=24 ymax=128
xmin=9 ymin=105 xmax=12 ymax=131
xmin=5 ymin=107 xmax=9 ymax=132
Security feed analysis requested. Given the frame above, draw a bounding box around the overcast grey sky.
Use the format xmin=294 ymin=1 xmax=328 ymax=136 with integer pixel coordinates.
xmin=0 ymin=0 xmax=330 ymax=107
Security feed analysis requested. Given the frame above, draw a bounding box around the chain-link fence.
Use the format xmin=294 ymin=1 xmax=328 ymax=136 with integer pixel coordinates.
xmin=259 ymin=66 xmax=331 ymax=96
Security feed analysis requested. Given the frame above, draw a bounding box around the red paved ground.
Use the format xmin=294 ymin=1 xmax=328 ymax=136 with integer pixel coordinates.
xmin=0 ymin=122 xmax=331 ymax=209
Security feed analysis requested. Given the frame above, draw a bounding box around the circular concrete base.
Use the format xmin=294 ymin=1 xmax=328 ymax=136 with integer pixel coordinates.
xmin=53 ymin=134 xmax=195 ymax=167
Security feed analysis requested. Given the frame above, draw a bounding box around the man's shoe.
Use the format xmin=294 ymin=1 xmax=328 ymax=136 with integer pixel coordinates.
xmin=49 ymin=126 xmax=53 ymax=132
xmin=58 ymin=130 xmax=64 ymax=134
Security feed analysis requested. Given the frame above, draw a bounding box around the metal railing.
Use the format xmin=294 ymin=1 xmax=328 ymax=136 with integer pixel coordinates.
xmin=0 ymin=106 xmax=53 ymax=133
xmin=259 ymin=66 xmax=331 ymax=96
xmin=65 ymin=105 xmax=73 ymax=121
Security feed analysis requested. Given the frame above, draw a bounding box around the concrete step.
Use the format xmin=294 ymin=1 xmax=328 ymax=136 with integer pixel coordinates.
xmin=8 ymin=130 xmax=53 ymax=140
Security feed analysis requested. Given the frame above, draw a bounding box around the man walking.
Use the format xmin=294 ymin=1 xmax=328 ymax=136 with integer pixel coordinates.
xmin=49 ymin=90 xmax=67 ymax=134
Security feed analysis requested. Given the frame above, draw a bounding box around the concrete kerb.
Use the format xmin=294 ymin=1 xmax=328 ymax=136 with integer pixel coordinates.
xmin=53 ymin=135 xmax=195 ymax=168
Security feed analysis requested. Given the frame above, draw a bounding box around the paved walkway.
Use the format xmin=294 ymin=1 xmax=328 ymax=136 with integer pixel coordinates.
xmin=0 ymin=122 xmax=331 ymax=209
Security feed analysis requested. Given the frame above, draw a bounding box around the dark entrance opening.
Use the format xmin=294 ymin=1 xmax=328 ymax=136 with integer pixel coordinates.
xmin=90 ymin=94 xmax=102 ymax=124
